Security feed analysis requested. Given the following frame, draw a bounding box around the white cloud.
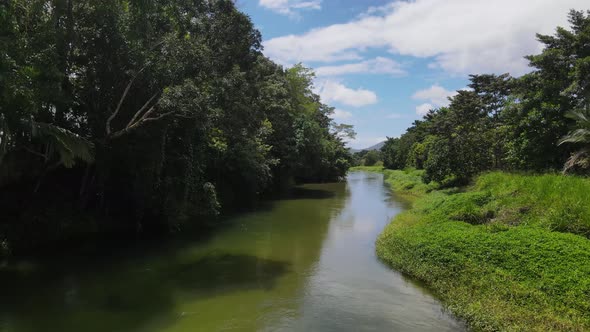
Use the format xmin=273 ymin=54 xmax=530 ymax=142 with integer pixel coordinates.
xmin=316 ymin=80 xmax=378 ymax=107
xmin=415 ymin=103 xmax=433 ymax=116
xmin=412 ymin=84 xmax=458 ymax=107
xmin=264 ymin=0 xmax=588 ymax=75
xmin=315 ymin=57 xmax=405 ymax=76
xmin=332 ymin=109 xmax=353 ymax=120
xmin=412 ymin=84 xmax=458 ymax=116
xmin=259 ymin=0 xmax=321 ymax=17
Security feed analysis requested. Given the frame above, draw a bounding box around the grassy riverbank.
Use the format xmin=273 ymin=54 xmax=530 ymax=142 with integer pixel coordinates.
xmin=350 ymin=166 xmax=437 ymax=197
xmin=357 ymin=168 xmax=590 ymax=331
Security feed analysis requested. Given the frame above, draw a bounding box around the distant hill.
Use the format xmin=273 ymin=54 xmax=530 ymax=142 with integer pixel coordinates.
xmin=349 ymin=141 xmax=385 ymax=153
xmin=365 ymin=141 xmax=385 ymax=151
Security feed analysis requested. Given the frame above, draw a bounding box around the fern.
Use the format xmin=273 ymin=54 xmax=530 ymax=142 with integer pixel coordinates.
xmin=31 ymin=122 xmax=94 ymax=168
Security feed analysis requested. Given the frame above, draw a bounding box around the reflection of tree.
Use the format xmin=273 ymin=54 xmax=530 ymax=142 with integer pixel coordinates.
xmin=0 ymin=253 xmax=290 ymax=332
xmin=170 ymin=254 xmax=290 ymax=292
xmin=0 ymin=182 xmax=348 ymax=332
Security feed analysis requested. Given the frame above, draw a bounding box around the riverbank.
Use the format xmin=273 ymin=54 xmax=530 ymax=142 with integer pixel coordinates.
xmin=354 ymin=167 xmax=590 ymax=331
xmin=0 ymin=172 xmax=464 ymax=331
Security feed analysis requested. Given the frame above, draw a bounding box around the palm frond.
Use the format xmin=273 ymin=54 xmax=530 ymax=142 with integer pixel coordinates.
xmin=563 ymin=148 xmax=590 ymax=174
xmin=558 ymin=128 xmax=590 ymax=145
xmin=564 ymin=109 xmax=590 ymax=125
xmin=32 ymin=122 xmax=94 ymax=168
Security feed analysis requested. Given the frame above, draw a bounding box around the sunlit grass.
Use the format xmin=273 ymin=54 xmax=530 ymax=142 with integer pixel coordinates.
xmin=373 ymin=170 xmax=590 ymax=331
xmin=349 ymin=165 xmax=385 ymax=172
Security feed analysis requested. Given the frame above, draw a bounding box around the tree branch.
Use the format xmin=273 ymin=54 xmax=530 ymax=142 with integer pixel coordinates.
xmin=125 ymin=93 xmax=159 ymax=128
xmin=109 ymin=110 xmax=175 ymax=139
xmin=105 ymin=67 xmax=147 ymax=137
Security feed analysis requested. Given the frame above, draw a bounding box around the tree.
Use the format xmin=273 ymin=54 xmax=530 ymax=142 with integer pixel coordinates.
xmin=377 ymin=10 xmax=589 ymax=185
xmin=381 ymin=137 xmax=402 ymax=169
xmin=0 ymin=0 xmax=353 ymax=254
xmin=363 ymin=150 xmax=381 ymax=166
xmin=504 ymin=10 xmax=590 ymax=170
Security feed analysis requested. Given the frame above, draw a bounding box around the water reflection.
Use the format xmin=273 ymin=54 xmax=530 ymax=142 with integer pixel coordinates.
xmin=0 ymin=172 xmax=463 ymax=332
xmin=291 ymin=171 xmax=463 ymax=331
xmin=169 ymin=254 xmax=290 ymax=292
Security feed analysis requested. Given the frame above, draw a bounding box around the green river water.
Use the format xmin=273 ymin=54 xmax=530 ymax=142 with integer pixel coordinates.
xmin=0 ymin=171 xmax=463 ymax=331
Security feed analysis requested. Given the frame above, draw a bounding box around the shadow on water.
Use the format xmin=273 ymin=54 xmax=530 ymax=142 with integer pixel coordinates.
xmin=0 ymin=173 xmax=346 ymax=332
xmin=168 ymin=253 xmax=290 ymax=292
xmin=214 ymin=185 xmax=339 ymax=224
xmin=0 ymin=253 xmax=290 ymax=332
xmin=0 ymin=172 xmax=465 ymax=331
xmin=273 ymin=186 xmax=337 ymax=201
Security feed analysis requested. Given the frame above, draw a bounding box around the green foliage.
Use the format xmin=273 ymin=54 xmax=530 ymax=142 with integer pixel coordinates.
xmin=363 ymin=150 xmax=381 ymax=166
xmin=352 ymin=167 xmax=437 ymax=198
xmin=380 ymin=137 xmax=403 ymax=169
xmin=349 ymin=165 xmax=384 ymax=172
xmin=381 ymin=10 xmax=590 ymax=183
xmin=407 ymin=139 xmax=428 ymax=169
xmin=382 ymin=168 xmax=437 ymax=197
xmin=364 ymin=11 xmax=590 ymax=331
xmin=475 ymin=172 xmax=590 ymax=236
xmin=558 ymin=108 xmax=590 ymax=173
xmin=31 ymin=122 xmax=94 ymax=168
xmin=377 ymin=171 xmax=590 ymax=331
xmin=0 ymin=0 xmax=351 ymax=254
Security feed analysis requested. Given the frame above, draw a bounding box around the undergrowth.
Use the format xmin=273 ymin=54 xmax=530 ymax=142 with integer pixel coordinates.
xmin=364 ymin=169 xmax=590 ymax=331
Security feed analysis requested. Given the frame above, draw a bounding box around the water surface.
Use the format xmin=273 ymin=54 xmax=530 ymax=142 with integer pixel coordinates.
xmin=0 ymin=171 xmax=463 ymax=331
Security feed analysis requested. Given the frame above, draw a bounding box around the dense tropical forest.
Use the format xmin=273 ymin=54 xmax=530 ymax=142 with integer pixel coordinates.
xmin=0 ymin=0 xmax=354 ymax=256
xmin=2 ymin=1 xmax=590 ymax=330
xmin=373 ymin=10 xmax=590 ymax=184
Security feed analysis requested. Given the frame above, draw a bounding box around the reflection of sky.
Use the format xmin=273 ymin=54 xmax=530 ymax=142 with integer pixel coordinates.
xmin=330 ymin=172 xmax=404 ymax=239
xmin=294 ymin=171 xmax=464 ymax=331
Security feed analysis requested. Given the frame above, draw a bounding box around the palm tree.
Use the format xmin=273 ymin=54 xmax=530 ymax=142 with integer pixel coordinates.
xmin=0 ymin=117 xmax=94 ymax=191
xmin=558 ymin=108 xmax=590 ymax=173
xmin=30 ymin=121 xmax=94 ymax=168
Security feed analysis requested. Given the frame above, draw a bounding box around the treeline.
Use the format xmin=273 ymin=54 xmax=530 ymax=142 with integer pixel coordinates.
xmin=381 ymin=10 xmax=590 ymax=185
xmin=0 ymin=0 xmax=352 ymax=255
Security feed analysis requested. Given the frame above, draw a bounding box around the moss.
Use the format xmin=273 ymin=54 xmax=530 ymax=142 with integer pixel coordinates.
xmin=366 ymin=168 xmax=590 ymax=331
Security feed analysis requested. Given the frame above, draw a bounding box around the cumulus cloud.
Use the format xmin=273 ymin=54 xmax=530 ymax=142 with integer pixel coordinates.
xmin=332 ymin=109 xmax=353 ymax=120
xmin=259 ymin=0 xmax=321 ymax=17
xmin=316 ymin=80 xmax=378 ymax=107
xmin=412 ymin=84 xmax=458 ymax=116
xmin=264 ymin=0 xmax=587 ymax=75
xmin=412 ymin=84 xmax=458 ymax=107
xmin=315 ymin=57 xmax=405 ymax=76
xmin=415 ymin=103 xmax=433 ymax=116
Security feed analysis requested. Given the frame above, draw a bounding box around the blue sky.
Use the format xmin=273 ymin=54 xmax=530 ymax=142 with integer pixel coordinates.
xmin=237 ymin=0 xmax=588 ymax=149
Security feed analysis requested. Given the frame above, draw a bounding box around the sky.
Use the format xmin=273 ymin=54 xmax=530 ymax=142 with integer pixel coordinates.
xmin=237 ymin=0 xmax=589 ymax=149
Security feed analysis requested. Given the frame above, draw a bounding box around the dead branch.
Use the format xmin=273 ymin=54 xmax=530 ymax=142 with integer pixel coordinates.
xmin=105 ymin=67 xmax=147 ymax=137
xmin=109 ymin=108 xmax=175 ymax=140
xmin=125 ymin=93 xmax=159 ymax=128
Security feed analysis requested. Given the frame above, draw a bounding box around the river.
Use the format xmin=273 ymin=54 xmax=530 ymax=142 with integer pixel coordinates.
xmin=0 ymin=171 xmax=463 ymax=331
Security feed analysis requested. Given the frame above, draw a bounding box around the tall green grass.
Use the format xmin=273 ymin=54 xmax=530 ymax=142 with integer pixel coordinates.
xmin=367 ymin=169 xmax=590 ymax=331
xmin=381 ymin=168 xmax=438 ymax=198
xmin=475 ymin=172 xmax=590 ymax=236
xmin=350 ymin=167 xmax=437 ymax=197
xmin=349 ymin=165 xmax=385 ymax=172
